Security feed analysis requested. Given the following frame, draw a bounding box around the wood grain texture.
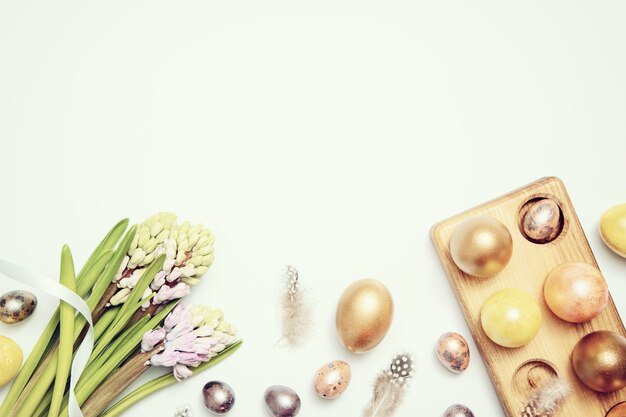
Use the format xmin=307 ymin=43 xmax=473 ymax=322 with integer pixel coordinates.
xmin=431 ymin=177 xmax=626 ymax=417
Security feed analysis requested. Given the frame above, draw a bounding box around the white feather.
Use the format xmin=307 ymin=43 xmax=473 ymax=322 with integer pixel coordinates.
xmin=280 ymin=265 xmax=312 ymax=347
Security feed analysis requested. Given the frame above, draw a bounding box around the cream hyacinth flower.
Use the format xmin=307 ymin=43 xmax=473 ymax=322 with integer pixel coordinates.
xmin=109 ymin=213 xmax=215 ymax=308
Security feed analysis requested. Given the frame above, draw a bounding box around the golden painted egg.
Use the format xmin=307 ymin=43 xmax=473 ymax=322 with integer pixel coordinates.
xmin=480 ymin=288 xmax=542 ymax=348
xmin=436 ymin=332 xmax=470 ymax=374
xmin=520 ymin=198 xmax=563 ymax=243
xmin=572 ymin=331 xmax=626 ymax=393
xmin=0 ymin=290 xmax=37 ymax=324
xmin=335 ymin=279 xmax=393 ymax=354
xmin=600 ymin=203 xmax=626 ymax=258
xmin=544 ymin=262 xmax=608 ymax=323
xmin=314 ymin=360 xmax=351 ymax=399
xmin=0 ymin=335 xmax=23 ymax=387
xmin=450 ymin=215 xmax=513 ymax=278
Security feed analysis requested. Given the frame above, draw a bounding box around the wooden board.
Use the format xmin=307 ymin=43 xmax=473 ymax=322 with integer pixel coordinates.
xmin=431 ymin=177 xmax=626 ymax=417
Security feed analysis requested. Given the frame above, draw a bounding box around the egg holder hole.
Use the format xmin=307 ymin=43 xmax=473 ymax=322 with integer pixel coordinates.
xmin=517 ymin=194 xmax=568 ymax=245
xmin=606 ymin=401 xmax=626 ymax=417
xmin=517 ymin=194 xmax=567 ymax=244
xmin=512 ymin=359 xmax=558 ymax=405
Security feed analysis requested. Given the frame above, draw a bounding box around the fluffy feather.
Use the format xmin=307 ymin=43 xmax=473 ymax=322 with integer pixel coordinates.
xmin=362 ymin=353 xmax=414 ymax=417
xmin=280 ymin=265 xmax=312 ymax=347
xmin=522 ymin=377 xmax=571 ymax=417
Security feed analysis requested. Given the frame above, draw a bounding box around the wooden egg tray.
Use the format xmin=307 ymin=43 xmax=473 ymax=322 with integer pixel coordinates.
xmin=431 ymin=177 xmax=626 ymax=417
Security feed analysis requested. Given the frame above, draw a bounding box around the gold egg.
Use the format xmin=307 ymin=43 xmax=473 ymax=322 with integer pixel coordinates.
xmin=572 ymin=331 xmax=626 ymax=393
xmin=335 ymin=279 xmax=393 ymax=354
xmin=450 ymin=215 xmax=513 ymax=278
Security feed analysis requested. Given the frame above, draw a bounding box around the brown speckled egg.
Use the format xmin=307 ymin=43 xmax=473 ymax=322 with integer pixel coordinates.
xmin=520 ymin=198 xmax=563 ymax=243
xmin=314 ymin=360 xmax=351 ymax=399
xmin=436 ymin=332 xmax=470 ymax=374
xmin=0 ymin=291 xmax=37 ymax=324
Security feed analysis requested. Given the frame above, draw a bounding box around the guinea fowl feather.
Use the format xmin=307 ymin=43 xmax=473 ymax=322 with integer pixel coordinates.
xmin=362 ymin=353 xmax=414 ymax=417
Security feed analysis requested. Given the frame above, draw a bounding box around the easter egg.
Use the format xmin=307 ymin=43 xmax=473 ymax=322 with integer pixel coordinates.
xmin=314 ymin=360 xmax=351 ymax=399
xmin=264 ymin=385 xmax=300 ymax=417
xmin=600 ymin=203 xmax=626 ymax=257
xmin=336 ymin=279 xmax=393 ymax=354
xmin=436 ymin=332 xmax=470 ymax=374
xmin=480 ymin=288 xmax=542 ymax=348
xmin=544 ymin=262 xmax=608 ymax=323
xmin=572 ymin=331 xmax=626 ymax=393
xmin=444 ymin=404 xmax=475 ymax=417
xmin=0 ymin=290 xmax=37 ymax=324
xmin=450 ymin=215 xmax=513 ymax=278
xmin=520 ymin=198 xmax=564 ymax=243
xmin=203 ymin=381 xmax=235 ymax=414
xmin=0 ymin=335 xmax=23 ymax=387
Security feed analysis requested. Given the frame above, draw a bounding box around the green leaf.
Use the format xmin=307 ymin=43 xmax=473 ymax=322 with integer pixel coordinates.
xmin=89 ymin=254 xmax=164 ymax=362
xmin=76 ymin=218 xmax=128 ymax=281
xmin=88 ymin=225 xmax=137 ymax=311
xmin=49 ymin=245 xmax=77 ymax=417
xmin=99 ymin=341 xmax=243 ymax=417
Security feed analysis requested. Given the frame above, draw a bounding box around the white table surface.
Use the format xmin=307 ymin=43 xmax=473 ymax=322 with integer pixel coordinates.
xmin=1 ymin=2 xmax=626 ymax=416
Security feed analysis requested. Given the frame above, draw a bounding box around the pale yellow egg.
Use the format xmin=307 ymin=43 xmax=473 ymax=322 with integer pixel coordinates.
xmin=480 ymin=288 xmax=542 ymax=348
xmin=600 ymin=203 xmax=626 ymax=258
xmin=0 ymin=335 xmax=23 ymax=387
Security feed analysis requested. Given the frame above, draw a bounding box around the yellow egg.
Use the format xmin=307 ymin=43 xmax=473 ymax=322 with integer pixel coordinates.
xmin=0 ymin=335 xmax=23 ymax=387
xmin=335 ymin=279 xmax=393 ymax=354
xmin=480 ymin=288 xmax=542 ymax=348
xmin=600 ymin=203 xmax=626 ymax=258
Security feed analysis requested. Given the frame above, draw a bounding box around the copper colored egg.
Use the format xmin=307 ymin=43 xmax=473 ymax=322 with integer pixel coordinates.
xmin=0 ymin=290 xmax=37 ymax=324
xmin=444 ymin=404 xmax=475 ymax=417
xmin=436 ymin=332 xmax=470 ymax=374
xmin=572 ymin=331 xmax=626 ymax=393
xmin=314 ymin=360 xmax=351 ymax=399
xmin=450 ymin=215 xmax=513 ymax=278
xmin=544 ymin=262 xmax=608 ymax=323
xmin=335 ymin=279 xmax=393 ymax=354
xmin=520 ymin=198 xmax=564 ymax=243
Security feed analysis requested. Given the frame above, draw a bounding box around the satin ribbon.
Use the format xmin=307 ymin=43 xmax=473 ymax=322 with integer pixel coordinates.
xmin=0 ymin=259 xmax=92 ymax=417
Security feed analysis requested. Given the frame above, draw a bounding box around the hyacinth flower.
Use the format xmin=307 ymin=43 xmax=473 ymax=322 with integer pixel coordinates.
xmin=78 ymin=303 xmax=238 ymax=417
xmin=95 ymin=213 xmax=216 ymax=320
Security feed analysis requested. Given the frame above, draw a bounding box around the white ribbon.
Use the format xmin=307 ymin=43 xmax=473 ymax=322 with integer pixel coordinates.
xmin=0 ymin=259 xmax=91 ymax=417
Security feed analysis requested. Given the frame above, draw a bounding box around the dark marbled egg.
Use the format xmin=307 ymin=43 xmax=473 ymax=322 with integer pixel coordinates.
xmin=444 ymin=404 xmax=475 ymax=417
xmin=436 ymin=332 xmax=470 ymax=374
xmin=0 ymin=290 xmax=37 ymax=324
xmin=264 ymin=385 xmax=300 ymax=417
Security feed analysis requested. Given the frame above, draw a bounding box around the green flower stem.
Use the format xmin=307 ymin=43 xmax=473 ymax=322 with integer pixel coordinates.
xmin=32 ymin=388 xmax=52 ymax=417
xmin=88 ymin=255 xmax=164 ymax=364
xmin=50 ymin=245 xmax=77 ymax=417
xmin=89 ymin=225 xmax=138 ymax=313
xmin=99 ymin=340 xmax=243 ymax=417
xmin=71 ymin=301 xmax=178 ymax=405
xmin=93 ymin=307 xmax=118 ymax=341
xmin=0 ymin=219 xmax=128 ymax=417
xmin=76 ymin=315 xmax=150 ymax=388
